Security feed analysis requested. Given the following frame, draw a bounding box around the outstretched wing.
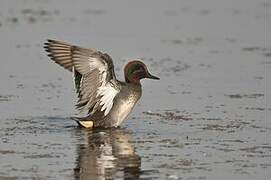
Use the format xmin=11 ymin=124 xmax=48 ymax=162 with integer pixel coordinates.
xmin=44 ymin=39 xmax=120 ymax=116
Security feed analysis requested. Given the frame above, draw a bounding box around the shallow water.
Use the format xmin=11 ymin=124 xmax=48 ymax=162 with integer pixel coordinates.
xmin=0 ymin=0 xmax=271 ymax=179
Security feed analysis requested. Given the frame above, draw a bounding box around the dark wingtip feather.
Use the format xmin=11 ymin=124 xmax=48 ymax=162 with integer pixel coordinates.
xmin=43 ymin=39 xmax=73 ymax=72
xmin=47 ymin=39 xmax=55 ymax=43
xmin=43 ymin=41 xmax=50 ymax=52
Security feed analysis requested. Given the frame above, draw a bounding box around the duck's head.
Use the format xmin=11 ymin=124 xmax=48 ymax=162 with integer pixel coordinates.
xmin=124 ymin=60 xmax=160 ymax=84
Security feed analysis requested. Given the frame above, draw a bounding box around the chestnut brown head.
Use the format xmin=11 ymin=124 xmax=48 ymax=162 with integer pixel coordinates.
xmin=124 ymin=60 xmax=159 ymax=84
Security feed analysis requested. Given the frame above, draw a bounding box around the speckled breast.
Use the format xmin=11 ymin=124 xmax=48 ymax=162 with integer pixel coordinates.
xmin=110 ymin=84 xmax=142 ymax=127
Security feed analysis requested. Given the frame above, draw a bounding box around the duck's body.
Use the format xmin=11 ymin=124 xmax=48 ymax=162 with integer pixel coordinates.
xmin=44 ymin=40 xmax=158 ymax=128
xmin=78 ymin=82 xmax=142 ymax=128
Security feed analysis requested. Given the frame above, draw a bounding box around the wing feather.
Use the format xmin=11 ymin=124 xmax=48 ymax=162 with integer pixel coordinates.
xmin=44 ymin=39 xmax=120 ymax=117
xmin=44 ymin=40 xmax=73 ymax=71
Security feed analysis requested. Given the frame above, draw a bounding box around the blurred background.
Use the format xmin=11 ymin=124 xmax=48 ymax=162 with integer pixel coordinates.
xmin=0 ymin=0 xmax=271 ymax=179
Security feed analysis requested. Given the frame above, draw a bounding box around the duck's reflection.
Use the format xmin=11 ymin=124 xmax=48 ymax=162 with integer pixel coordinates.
xmin=74 ymin=128 xmax=141 ymax=180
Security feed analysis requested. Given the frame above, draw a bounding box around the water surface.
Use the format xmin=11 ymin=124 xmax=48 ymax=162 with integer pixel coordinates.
xmin=0 ymin=0 xmax=271 ymax=179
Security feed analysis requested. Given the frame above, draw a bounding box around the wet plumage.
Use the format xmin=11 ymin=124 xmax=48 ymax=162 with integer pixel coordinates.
xmin=44 ymin=39 xmax=159 ymax=128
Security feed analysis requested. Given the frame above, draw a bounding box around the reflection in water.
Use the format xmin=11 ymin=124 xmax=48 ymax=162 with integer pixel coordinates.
xmin=74 ymin=129 xmax=141 ymax=180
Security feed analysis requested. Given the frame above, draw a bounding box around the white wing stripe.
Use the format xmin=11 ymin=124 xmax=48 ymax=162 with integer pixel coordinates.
xmin=97 ymin=84 xmax=119 ymax=116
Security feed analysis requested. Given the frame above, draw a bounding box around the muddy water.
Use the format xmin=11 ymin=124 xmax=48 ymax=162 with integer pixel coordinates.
xmin=0 ymin=0 xmax=271 ymax=179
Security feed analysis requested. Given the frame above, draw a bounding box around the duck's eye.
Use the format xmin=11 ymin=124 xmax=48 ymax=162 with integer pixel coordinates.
xmin=138 ymin=65 xmax=144 ymax=71
xmin=132 ymin=64 xmax=145 ymax=74
xmin=133 ymin=65 xmax=142 ymax=72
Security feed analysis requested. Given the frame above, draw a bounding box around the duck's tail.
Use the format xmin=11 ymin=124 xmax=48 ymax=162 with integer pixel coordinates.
xmin=71 ymin=117 xmax=94 ymax=128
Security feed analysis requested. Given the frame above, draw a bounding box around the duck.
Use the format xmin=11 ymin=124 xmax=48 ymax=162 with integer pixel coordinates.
xmin=44 ymin=39 xmax=159 ymax=128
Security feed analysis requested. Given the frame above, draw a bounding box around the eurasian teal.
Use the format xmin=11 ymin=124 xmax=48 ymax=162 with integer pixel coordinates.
xmin=44 ymin=40 xmax=159 ymax=128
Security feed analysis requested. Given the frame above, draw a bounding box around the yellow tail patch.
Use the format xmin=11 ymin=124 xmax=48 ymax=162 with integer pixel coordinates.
xmin=78 ymin=120 xmax=93 ymax=128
